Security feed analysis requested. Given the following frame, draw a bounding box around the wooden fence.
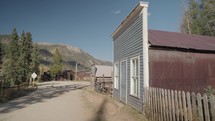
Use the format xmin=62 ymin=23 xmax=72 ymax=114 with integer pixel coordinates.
xmin=144 ymin=87 xmax=215 ymax=121
xmin=94 ymin=74 xmax=113 ymax=95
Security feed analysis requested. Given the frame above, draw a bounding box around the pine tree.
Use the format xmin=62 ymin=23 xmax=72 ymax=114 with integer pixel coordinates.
xmin=181 ymin=0 xmax=215 ymax=36
xmin=2 ymin=28 xmax=20 ymax=87
xmin=30 ymin=43 xmax=40 ymax=74
xmin=200 ymin=0 xmax=215 ymax=36
xmin=50 ymin=48 xmax=63 ymax=80
xmin=17 ymin=31 xmax=28 ymax=84
xmin=0 ymin=40 xmax=2 ymax=74
xmin=25 ymin=32 xmax=33 ymax=79
xmin=0 ymin=40 xmax=3 ymax=87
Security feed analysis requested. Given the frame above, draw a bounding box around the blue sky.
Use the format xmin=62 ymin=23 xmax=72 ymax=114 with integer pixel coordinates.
xmin=0 ymin=0 xmax=187 ymax=61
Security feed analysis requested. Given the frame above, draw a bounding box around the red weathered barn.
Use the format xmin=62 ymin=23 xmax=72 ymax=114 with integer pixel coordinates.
xmin=148 ymin=30 xmax=215 ymax=93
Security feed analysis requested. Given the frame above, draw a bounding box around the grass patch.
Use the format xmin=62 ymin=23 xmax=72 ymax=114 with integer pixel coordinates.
xmin=0 ymin=87 xmax=37 ymax=104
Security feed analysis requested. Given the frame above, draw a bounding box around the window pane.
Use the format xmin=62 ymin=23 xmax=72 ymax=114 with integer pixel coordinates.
xmin=136 ymin=59 xmax=138 ymax=76
xmin=114 ymin=63 xmax=119 ymax=89
xmin=130 ymin=57 xmax=139 ymax=96
xmin=134 ymin=78 xmax=137 ymax=94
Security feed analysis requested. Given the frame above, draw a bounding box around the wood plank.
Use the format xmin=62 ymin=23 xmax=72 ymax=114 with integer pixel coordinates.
xmin=154 ymin=88 xmax=157 ymax=121
xmin=155 ymin=88 xmax=158 ymax=121
xmin=146 ymin=88 xmax=149 ymax=118
xmin=168 ymin=90 xmax=172 ymax=121
xmin=203 ymin=94 xmax=210 ymax=121
xmin=171 ymin=90 xmax=176 ymax=121
xmin=150 ymin=88 xmax=153 ymax=120
xmin=154 ymin=88 xmax=158 ymax=121
xmin=147 ymin=88 xmax=150 ymax=116
xmin=197 ymin=93 xmax=204 ymax=121
xmin=210 ymin=95 xmax=215 ymax=121
xmin=191 ymin=93 xmax=197 ymax=121
xmin=165 ymin=89 xmax=169 ymax=121
xmin=186 ymin=92 xmax=192 ymax=121
xmin=162 ymin=89 xmax=167 ymax=121
xmin=182 ymin=91 xmax=188 ymax=121
xmin=145 ymin=87 xmax=149 ymax=116
xmin=160 ymin=88 xmax=164 ymax=121
xmin=178 ymin=91 xmax=183 ymax=121
xmin=152 ymin=88 xmax=155 ymax=121
xmin=175 ymin=91 xmax=179 ymax=121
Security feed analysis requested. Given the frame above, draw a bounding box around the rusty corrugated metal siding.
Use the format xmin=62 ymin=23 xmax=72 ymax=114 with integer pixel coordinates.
xmin=149 ymin=48 xmax=215 ymax=93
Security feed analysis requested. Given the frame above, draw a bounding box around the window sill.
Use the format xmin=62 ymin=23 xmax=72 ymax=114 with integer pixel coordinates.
xmin=130 ymin=94 xmax=140 ymax=99
xmin=114 ymin=88 xmax=119 ymax=90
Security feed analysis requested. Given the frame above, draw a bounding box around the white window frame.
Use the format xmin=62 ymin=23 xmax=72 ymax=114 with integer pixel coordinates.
xmin=114 ymin=63 xmax=119 ymax=89
xmin=130 ymin=56 xmax=140 ymax=97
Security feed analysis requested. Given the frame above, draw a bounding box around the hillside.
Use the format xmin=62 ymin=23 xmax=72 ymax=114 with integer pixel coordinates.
xmin=0 ymin=35 xmax=11 ymax=43
xmin=38 ymin=43 xmax=112 ymax=71
xmin=0 ymin=35 xmax=112 ymax=71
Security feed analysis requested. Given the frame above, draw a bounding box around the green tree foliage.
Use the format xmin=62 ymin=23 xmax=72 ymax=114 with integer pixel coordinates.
xmin=180 ymin=0 xmax=215 ymax=36
xmin=17 ymin=31 xmax=28 ymax=84
xmin=0 ymin=40 xmax=3 ymax=86
xmin=50 ymin=48 xmax=63 ymax=80
xmin=25 ymin=32 xmax=33 ymax=77
xmin=2 ymin=28 xmax=39 ymax=87
xmin=2 ymin=28 xmax=20 ymax=86
xmin=0 ymin=39 xmax=3 ymax=72
xmin=30 ymin=42 xmax=40 ymax=74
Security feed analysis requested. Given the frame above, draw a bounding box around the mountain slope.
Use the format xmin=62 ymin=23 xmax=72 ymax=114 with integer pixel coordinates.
xmin=38 ymin=43 xmax=112 ymax=71
xmin=0 ymin=35 xmax=112 ymax=71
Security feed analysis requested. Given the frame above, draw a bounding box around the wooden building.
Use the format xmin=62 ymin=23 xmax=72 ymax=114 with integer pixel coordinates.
xmin=76 ymin=71 xmax=91 ymax=81
xmin=61 ymin=70 xmax=75 ymax=80
xmin=112 ymin=2 xmax=215 ymax=111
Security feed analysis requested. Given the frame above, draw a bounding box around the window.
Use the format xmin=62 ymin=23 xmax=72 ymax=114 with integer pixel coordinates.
xmin=114 ymin=63 xmax=119 ymax=89
xmin=130 ymin=57 xmax=139 ymax=96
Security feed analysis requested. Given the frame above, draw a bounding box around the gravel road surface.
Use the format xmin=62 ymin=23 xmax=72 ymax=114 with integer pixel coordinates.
xmin=0 ymin=81 xmax=92 ymax=121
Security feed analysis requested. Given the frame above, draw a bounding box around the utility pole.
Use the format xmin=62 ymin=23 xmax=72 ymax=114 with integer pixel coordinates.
xmin=75 ymin=63 xmax=77 ymax=80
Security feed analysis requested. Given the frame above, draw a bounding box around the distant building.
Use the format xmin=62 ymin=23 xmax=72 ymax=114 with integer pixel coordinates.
xmin=76 ymin=71 xmax=91 ymax=81
xmin=61 ymin=70 xmax=75 ymax=80
xmin=95 ymin=65 xmax=113 ymax=78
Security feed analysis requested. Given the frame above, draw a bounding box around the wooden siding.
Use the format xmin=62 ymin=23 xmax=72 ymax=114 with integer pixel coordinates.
xmin=113 ymin=14 xmax=144 ymax=111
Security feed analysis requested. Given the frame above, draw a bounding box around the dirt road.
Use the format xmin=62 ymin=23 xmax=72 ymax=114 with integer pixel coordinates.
xmin=0 ymin=81 xmax=93 ymax=121
xmin=0 ymin=81 xmax=148 ymax=121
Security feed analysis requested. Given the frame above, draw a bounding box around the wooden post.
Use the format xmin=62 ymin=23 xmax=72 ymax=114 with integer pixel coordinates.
xmin=197 ymin=93 xmax=204 ymax=121
xmin=33 ymin=78 xmax=35 ymax=87
xmin=210 ymin=95 xmax=215 ymax=121
xmin=203 ymin=94 xmax=210 ymax=121
xmin=186 ymin=92 xmax=192 ymax=121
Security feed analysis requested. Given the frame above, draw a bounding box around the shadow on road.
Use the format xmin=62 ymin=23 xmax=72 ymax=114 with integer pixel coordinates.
xmin=0 ymin=82 xmax=89 ymax=114
xmin=90 ymin=98 xmax=107 ymax=121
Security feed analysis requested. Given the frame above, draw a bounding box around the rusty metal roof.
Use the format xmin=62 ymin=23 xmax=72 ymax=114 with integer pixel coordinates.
xmin=149 ymin=30 xmax=215 ymax=51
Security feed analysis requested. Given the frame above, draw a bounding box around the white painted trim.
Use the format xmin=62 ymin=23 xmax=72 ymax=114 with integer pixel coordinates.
xmin=120 ymin=60 xmax=127 ymax=103
xmin=112 ymin=2 xmax=148 ymax=39
xmin=139 ymin=1 xmax=148 ymax=8
xmin=138 ymin=56 xmax=141 ymax=98
xmin=130 ymin=56 xmax=140 ymax=98
xmin=112 ymin=41 xmax=114 ymax=96
xmin=125 ymin=60 xmax=127 ymax=103
xmin=142 ymin=3 xmax=149 ymax=88
xmin=114 ymin=62 xmax=119 ymax=90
